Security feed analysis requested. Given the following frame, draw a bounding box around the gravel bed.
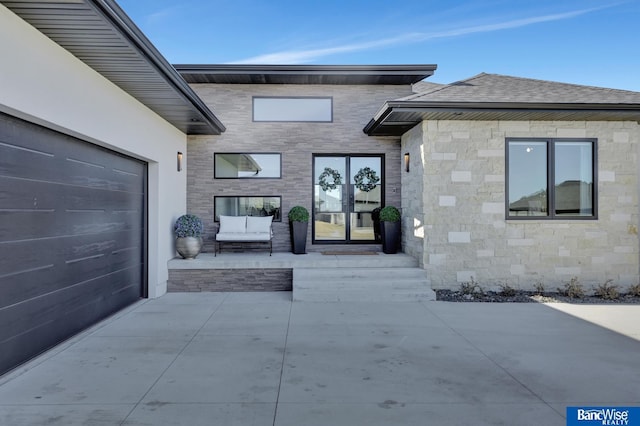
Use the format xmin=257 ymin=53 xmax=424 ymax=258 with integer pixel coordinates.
xmin=435 ymin=290 xmax=640 ymax=304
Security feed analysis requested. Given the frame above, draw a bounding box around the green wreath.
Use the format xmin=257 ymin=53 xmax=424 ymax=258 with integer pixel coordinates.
xmin=354 ymin=167 xmax=380 ymax=192
xmin=319 ymin=167 xmax=342 ymax=191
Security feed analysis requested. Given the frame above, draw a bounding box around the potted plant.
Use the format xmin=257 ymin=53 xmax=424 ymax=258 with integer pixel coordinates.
xmin=288 ymin=206 xmax=309 ymax=254
xmin=379 ymin=206 xmax=400 ymax=254
xmin=174 ymin=214 xmax=204 ymax=259
xmin=371 ymin=207 xmax=381 ymax=243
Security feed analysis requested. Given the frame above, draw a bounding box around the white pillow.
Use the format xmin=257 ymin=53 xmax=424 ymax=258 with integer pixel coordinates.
xmin=246 ymin=215 xmax=273 ymax=233
xmin=219 ymin=215 xmax=247 ymax=233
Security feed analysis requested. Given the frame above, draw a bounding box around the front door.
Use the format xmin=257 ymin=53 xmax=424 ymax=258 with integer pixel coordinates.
xmin=313 ymin=155 xmax=383 ymax=243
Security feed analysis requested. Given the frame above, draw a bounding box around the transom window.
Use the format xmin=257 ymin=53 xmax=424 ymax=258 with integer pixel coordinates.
xmin=506 ymin=138 xmax=597 ymax=219
xmin=253 ymin=97 xmax=332 ymax=122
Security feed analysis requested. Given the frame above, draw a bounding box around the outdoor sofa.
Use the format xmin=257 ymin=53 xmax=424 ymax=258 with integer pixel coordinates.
xmin=215 ymin=215 xmax=273 ymax=256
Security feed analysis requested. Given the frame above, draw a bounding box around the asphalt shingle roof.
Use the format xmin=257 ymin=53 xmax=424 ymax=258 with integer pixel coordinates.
xmin=405 ymin=73 xmax=640 ymax=104
xmin=365 ymin=73 xmax=640 ymax=136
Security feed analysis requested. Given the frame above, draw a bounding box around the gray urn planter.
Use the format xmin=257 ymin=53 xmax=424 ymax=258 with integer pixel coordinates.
xmin=176 ymin=236 xmax=203 ymax=259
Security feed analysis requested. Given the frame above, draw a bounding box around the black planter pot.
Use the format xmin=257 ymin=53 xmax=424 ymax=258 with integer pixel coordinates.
xmin=371 ymin=208 xmax=381 ymax=243
xmin=290 ymin=221 xmax=308 ymax=254
xmin=380 ymin=221 xmax=400 ymax=254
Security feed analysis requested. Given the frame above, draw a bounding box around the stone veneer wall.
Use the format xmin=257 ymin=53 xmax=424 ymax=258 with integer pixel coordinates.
xmin=168 ymin=269 xmax=292 ymax=292
xmin=403 ymin=120 xmax=640 ymax=291
xmin=401 ymin=123 xmax=426 ymax=266
xmin=187 ymin=84 xmax=410 ymax=253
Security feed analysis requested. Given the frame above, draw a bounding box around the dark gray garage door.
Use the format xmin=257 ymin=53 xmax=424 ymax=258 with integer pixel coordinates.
xmin=0 ymin=112 xmax=147 ymax=376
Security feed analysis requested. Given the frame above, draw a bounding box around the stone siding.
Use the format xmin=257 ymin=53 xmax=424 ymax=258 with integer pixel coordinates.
xmin=401 ymin=123 xmax=425 ymax=266
xmin=403 ymin=120 xmax=640 ymax=291
xmin=187 ymin=84 xmax=410 ymax=253
xmin=168 ymin=269 xmax=292 ymax=292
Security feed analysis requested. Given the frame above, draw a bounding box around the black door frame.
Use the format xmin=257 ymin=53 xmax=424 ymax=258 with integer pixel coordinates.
xmin=312 ymin=153 xmax=385 ymax=244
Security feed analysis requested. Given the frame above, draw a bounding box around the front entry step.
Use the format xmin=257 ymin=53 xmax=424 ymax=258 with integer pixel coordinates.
xmin=293 ymin=267 xmax=436 ymax=302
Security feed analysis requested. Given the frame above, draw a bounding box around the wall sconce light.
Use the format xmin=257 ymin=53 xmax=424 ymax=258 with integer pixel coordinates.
xmin=404 ymin=152 xmax=410 ymax=173
xmin=177 ymin=152 xmax=183 ymax=172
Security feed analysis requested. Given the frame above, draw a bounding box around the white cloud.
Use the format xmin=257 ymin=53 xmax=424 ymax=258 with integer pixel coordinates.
xmin=231 ymin=33 xmax=422 ymax=64
xmin=145 ymin=6 xmax=182 ymax=26
xmin=230 ymin=6 xmax=611 ymax=64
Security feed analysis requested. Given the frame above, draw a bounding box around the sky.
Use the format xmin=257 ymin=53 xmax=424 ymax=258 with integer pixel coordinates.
xmin=117 ymin=0 xmax=640 ymax=92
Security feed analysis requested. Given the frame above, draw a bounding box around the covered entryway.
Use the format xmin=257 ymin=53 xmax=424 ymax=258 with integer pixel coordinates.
xmin=0 ymin=113 xmax=147 ymax=376
xmin=313 ymin=155 xmax=383 ymax=244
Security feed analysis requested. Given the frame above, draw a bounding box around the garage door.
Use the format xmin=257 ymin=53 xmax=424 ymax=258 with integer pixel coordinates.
xmin=0 ymin=113 xmax=147 ymax=376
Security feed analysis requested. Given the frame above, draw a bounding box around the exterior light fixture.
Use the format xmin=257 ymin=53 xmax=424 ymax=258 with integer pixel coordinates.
xmin=177 ymin=152 xmax=183 ymax=171
xmin=404 ymin=152 xmax=410 ymax=172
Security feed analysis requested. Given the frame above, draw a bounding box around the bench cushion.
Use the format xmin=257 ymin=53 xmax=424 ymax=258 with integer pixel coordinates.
xmin=219 ymin=215 xmax=247 ymax=233
xmin=246 ymin=215 xmax=273 ymax=233
xmin=217 ymin=232 xmax=271 ymax=242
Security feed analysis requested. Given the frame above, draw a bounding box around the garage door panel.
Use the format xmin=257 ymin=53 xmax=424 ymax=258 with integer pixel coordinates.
xmin=0 ymin=152 xmax=144 ymax=195
xmin=0 ymin=229 xmax=143 ymax=274
xmin=0 ymin=264 xmax=142 ymax=345
xmin=0 ymin=114 xmax=60 ymax=152
xmin=1 ymin=120 xmax=145 ymax=194
xmin=0 ymin=112 xmax=146 ymax=376
xmin=1 ymin=231 xmax=143 ymax=309
xmin=0 ymin=135 xmax=56 ymax=182
xmin=0 ymin=210 xmax=143 ymax=245
xmin=0 ymin=177 xmax=144 ymax=212
xmin=0 ymin=183 xmax=144 ymax=242
xmin=63 ymin=157 xmax=145 ymax=192
xmin=0 ymin=176 xmax=62 ymax=210
xmin=0 ymin=168 xmax=144 ymax=212
xmin=0 ymin=266 xmax=142 ymax=371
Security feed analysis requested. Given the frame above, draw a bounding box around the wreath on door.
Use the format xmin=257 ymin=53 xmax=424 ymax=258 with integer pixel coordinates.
xmin=318 ymin=167 xmax=343 ymax=191
xmin=354 ymin=167 xmax=380 ymax=192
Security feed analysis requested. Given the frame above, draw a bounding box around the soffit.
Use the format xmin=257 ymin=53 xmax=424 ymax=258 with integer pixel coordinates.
xmin=175 ymin=64 xmax=437 ymax=85
xmin=3 ymin=0 xmax=225 ymax=135
xmin=364 ymin=102 xmax=640 ymax=136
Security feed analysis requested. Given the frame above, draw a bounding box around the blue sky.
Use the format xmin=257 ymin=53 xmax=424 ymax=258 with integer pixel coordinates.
xmin=117 ymin=0 xmax=640 ymax=91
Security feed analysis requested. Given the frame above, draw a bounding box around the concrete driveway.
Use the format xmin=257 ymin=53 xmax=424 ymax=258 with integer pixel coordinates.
xmin=1 ymin=292 xmax=639 ymax=425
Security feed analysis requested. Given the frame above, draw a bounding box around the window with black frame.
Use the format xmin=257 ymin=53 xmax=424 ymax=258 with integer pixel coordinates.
xmin=253 ymin=97 xmax=332 ymax=122
xmin=506 ymin=138 xmax=596 ymax=219
xmin=214 ymin=196 xmax=281 ymax=221
xmin=214 ymin=153 xmax=281 ymax=179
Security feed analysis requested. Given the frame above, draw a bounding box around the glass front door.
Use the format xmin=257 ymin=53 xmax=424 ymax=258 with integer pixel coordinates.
xmin=313 ymin=155 xmax=383 ymax=243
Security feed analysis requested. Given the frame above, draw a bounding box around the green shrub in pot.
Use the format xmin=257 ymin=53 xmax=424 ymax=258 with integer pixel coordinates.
xmin=379 ymin=206 xmax=400 ymax=254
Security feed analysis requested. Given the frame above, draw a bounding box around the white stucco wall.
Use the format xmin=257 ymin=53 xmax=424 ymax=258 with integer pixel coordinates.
xmin=404 ymin=119 xmax=640 ymax=292
xmin=0 ymin=5 xmax=187 ymax=297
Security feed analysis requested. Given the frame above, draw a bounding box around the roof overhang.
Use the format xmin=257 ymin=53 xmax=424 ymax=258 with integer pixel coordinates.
xmin=3 ymin=0 xmax=225 ymax=135
xmin=364 ymin=101 xmax=640 ymax=136
xmin=175 ymin=64 xmax=437 ymax=85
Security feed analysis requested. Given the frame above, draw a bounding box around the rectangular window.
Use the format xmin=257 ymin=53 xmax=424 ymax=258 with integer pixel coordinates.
xmin=214 ymin=196 xmax=281 ymax=221
xmin=506 ymin=138 xmax=596 ymax=219
xmin=253 ymin=97 xmax=332 ymax=122
xmin=214 ymin=153 xmax=281 ymax=178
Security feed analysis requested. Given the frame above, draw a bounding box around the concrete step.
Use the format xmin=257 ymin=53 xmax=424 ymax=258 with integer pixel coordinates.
xmin=293 ymin=267 xmax=436 ymax=302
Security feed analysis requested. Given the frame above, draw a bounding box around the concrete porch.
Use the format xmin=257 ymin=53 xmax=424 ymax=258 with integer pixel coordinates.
xmin=168 ymin=252 xmax=435 ymax=301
